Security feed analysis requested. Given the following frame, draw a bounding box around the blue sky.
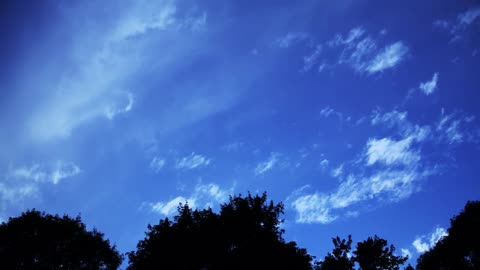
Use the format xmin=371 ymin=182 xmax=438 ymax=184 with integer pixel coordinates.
xmin=1 ymin=0 xmax=479 ymax=266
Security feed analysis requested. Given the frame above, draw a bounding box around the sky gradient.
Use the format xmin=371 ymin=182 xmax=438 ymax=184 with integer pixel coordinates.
xmin=1 ymin=0 xmax=479 ymax=266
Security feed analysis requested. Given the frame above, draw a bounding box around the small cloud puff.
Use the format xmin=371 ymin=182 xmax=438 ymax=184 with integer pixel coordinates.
xmin=419 ymin=73 xmax=439 ymax=95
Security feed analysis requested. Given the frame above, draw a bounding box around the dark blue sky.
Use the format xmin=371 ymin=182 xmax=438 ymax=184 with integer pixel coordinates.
xmin=1 ymin=0 xmax=479 ymax=266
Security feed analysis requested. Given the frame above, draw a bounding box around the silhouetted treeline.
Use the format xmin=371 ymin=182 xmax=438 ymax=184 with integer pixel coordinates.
xmin=0 ymin=193 xmax=479 ymax=270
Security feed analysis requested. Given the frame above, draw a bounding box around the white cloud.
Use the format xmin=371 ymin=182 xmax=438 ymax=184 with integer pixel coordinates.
xmin=458 ymin=8 xmax=480 ymax=26
xmin=366 ymin=42 xmax=408 ymax=74
xmin=328 ymin=27 xmax=366 ymax=47
xmin=371 ymin=110 xmax=408 ymax=127
xmin=436 ymin=111 xmax=478 ymax=144
xmin=434 ymin=8 xmax=480 ymax=42
xmin=151 ymin=196 xmax=193 ymax=216
xmin=113 ymin=4 xmax=177 ymax=40
xmin=320 ymin=106 xmax=346 ymax=121
xmin=324 ymin=27 xmax=408 ymax=75
xmin=331 ymin=164 xmax=344 ymax=178
xmin=150 ymin=157 xmax=166 ymax=172
xmin=419 ymin=73 xmax=439 ymax=95
xmin=291 ymin=193 xmax=337 ymax=223
xmin=11 ymin=162 xmax=81 ymax=184
xmin=289 ymin=114 xmax=438 ymax=224
xmin=254 ymin=152 xmax=280 ymax=175
xmin=401 ymin=248 xmax=412 ymax=259
xmin=276 ymin=32 xmax=309 ymax=48
xmin=303 ymin=45 xmax=323 ymax=71
xmin=105 ymin=92 xmax=134 ymax=120
xmin=412 ymin=239 xmax=430 ymax=253
xmin=290 ymin=166 xmax=429 ymax=224
xmin=289 ymin=106 xmax=478 ymax=224
xmin=366 ymin=137 xmax=420 ymax=166
xmin=412 ymin=227 xmax=448 ymax=253
xmin=27 ymin=1 xmax=208 ymax=142
xmin=0 ymin=162 xmax=80 ymax=207
xmin=176 ymin=153 xmax=211 ymax=170
xmin=148 ymin=182 xmax=233 ymax=216
xmin=320 ymin=159 xmax=329 ymax=169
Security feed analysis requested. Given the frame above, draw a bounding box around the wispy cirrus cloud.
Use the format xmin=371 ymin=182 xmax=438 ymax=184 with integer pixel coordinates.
xmin=176 ymin=153 xmax=211 ymax=170
xmin=289 ymin=106 xmax=479 ymax=224
xmin=365 ymin=41 xmax=409 ymax=74
xmin=288 ymin=110 xmax=439 ymax=224
xmin=366 ymin=136 xmax=420 ymax=166
xmin=149 ymin=157 xmax=166 ymax=172
xmin=0 ymin=162 xmax=80 ymax=208
xmin=276 ymin=26 xmax=409 ymax=75
xmin=276 ymin=32 xmax=309 ymax=48
xmin=303 ymin=45 xmax=323 ymax=71
xmin=254 ymin=152 xmax=281 ymax=175
xmin=436 ymin=110 xmax=478 ymax=144
xmin=27 ymin=1 xmax=208 ymax=142
xmin=434 ymin=7 xmax=480 ymax=42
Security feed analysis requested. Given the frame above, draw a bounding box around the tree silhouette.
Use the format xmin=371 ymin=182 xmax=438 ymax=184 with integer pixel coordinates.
xmin=353 ymin=235 xmax=407 ymax=270
xmin=127 ymin=192 xmax=314 ymax=269
xmin=404 ymin=264 xmax=415 ymax=270
xmin=416 ymin=200 xmax=480 ymax=270
xmin=316 ymin=235 xmax=354 ymax=270
xmin=0 ymin=209 xmax=122 ymax=269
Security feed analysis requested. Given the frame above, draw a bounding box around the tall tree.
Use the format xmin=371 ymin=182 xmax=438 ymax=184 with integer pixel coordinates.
xmin=316 ymin=235 xmax=354 ymax=270
xmin=416 ymin=200 xmax=480 ymax=270
xmin=353 ymin=235 xmax=407 ymax=270
xmin=0 ymin=209 xmax=122 ymax=269
xmin=127 ymin=192 xmax=314 ymax=270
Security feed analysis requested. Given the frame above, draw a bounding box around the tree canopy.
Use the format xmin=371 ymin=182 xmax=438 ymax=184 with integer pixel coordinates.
xmin=316 ymin=235 xmax=355 ymax=270
xmin=353 ymin=235 xmax=407 ymax=270
xmin=0 ymin=209 xmax=122 ymax=269
xmin=316 ymin=235 xmax=407 ymax=270
xmin=127 ymin=192 xmax=314 ymax=270
xmin=416 ymin=200 xmax=480 ymax=270
xmin=1 ymin=196 xmax=478 ymax=270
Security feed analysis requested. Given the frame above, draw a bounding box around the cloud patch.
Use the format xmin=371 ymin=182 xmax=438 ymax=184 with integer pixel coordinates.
xmin=276 ymin=32 xmax=309 ymax=48
xmin=412 ymin=227 xmax=448 ymax=253
xmin=150 ymin=157 xmax=166 ymax=172
xmin=419 ymin=73 xmax=439 ymax=95
xmin=366 ymin=136 xmax=420 ymax=166
xmin=365 ymin=42 xmax=409 ymax=74
xmin=147 ymin=182 xmax=233 ymax=216
xmin=0 ymin=162 xmax=80 ymax=208
xmin=434 ymin=8 xmax=480 ymax=42
xmin=254 ymin=152 xmax=281 ymax=175
xmin=176 ymin=153 xmax=211 ymax=170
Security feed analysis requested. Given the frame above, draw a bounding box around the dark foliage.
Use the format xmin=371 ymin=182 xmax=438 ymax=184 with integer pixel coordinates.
xmin=404 ymin=264 xmax=415 ymax=270
xmin=353 ymin=235 xmax=408 ymax=270
xmin=127 ymin=192 xmax=314 ymax=270
xmin=316 ymin=235 xmax=354 ymax=270
xmin=0 ymin=209 xmax=122 ymax=269
xmin=416 ymin=200 xmax=480 ymax=270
